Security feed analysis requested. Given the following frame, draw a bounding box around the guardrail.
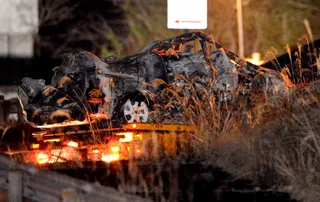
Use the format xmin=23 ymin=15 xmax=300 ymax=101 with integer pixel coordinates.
xmin=0 ymin=154 xmax=150 ymax=202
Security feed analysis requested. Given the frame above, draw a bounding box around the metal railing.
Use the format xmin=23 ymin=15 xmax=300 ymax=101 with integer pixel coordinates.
xmin=0 ymin=154 xmax=150 ymax=202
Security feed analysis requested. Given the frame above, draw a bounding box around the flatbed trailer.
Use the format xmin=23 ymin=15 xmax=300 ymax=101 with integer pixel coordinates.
xmin=3 ymin=122 xmax=194 ymax=166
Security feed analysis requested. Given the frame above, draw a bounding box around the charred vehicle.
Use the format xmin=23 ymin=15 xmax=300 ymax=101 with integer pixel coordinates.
xmin=17 ymin=32 xmax=291 ymax=127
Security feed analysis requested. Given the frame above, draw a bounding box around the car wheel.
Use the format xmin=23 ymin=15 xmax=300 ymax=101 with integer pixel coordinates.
xmin=123 ymin=98 xmax=149 ymax=123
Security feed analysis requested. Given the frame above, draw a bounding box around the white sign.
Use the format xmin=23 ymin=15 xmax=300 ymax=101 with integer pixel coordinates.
xmin=167 ymin=0 xmax=207 ymax=29
xmin=0 ymin=0 xmax=38 ymax=34
xmin=0 ymin=0 xmax=38 ymax=57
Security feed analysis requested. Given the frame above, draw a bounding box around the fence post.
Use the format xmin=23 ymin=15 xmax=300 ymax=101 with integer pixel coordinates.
xmin=8 ymin=170 xmax=22 ymax=202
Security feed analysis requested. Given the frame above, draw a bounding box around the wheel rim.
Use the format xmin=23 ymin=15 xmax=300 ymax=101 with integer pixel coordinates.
xmin=123 ymin=99 xmax=148 ymax=123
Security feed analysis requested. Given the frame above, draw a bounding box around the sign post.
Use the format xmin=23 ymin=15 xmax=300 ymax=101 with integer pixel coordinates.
xmin=167 ymin=0 xmax=207 ymax=30
xmin=236 ymin=0 xmax=244 ymax=57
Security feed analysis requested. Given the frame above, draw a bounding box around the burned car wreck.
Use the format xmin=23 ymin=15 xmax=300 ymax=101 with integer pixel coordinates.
xmin=18 ymin=32 xmax=292 ymax=126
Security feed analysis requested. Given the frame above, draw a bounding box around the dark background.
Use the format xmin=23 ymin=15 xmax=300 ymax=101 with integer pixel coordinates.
xmin=0 ymin=0 xmax=129 ymax=85
xmin=1 ymin=0 xmax=320 ymax=85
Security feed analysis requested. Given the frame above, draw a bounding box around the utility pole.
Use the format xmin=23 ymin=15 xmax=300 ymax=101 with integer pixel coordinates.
xmin=237 ymin=0 xmax=244 ymax=57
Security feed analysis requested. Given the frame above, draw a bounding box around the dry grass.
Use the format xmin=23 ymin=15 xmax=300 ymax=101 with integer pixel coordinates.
xmin=271 ymin=98 xmax=320 ymax=202
xmin=191 ymin=83 xmax=320 ymax=201
xmin=143 ymin=58 xmax=320 ymax=201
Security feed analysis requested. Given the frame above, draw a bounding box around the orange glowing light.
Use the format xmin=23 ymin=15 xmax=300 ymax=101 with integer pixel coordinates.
xmin=111 ymin=146 xmax=120 ymax=153
xmin=67 ymin=141 xmax=79 ymax=148
xmin=92 ymin=149 xmax=100 ymax=153
xmin=87 ymin=98 xmax=103 ymax=104
xmin=136 ymin=149 xmax=141 ymax=153
xmin=132 ymin=123 xmax=137 ymax=128
xmin=116 ymin=132 xmax=133 ymax=142
xmin=134 ymin=133 xmax=142 ymax=141
xmin=35 ymin=120 xmax=90 ymax=129
xmin=36 ymin=152 xmax=49 ymax=164
xmin=44 ymin=138 xmax=60 ymax=142
xmin=101 ymin=154 xmax=120 ymax=162
xmin=31 ymin=144 xmax=40 ymax=149
xmin=246 ymin=52 xmax=264 ymax=65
